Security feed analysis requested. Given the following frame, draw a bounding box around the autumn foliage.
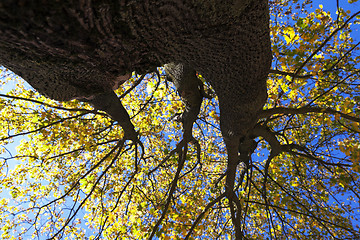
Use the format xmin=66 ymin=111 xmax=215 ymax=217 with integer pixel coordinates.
xmin=1 ymin=1 xmax=360 ymax=239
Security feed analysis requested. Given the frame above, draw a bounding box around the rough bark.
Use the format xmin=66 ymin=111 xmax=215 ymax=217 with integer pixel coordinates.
xmin=0 ymin=0 xmax=271 ymax=133
xmin=85 ymin=91 xmax=137 ymax=140
xmin=164 ymin=63 xmax=206 ymax=140
xmin=0 ymin=1 xmax=271 ymax=237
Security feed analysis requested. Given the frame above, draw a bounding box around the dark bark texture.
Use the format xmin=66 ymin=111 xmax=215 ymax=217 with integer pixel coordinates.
xmin=1 ymin=1 xmax=272 ymax=237
xmin=0 ymin=0 xmax=271 ymax=138
xmin=164 ymin=63 xmax=206 ymax=140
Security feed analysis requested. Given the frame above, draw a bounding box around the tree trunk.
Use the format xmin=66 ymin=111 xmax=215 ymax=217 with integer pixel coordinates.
xmin=0 ymin=1 xmax=271 ymax=136
xmin=0 ymin=1 xmax=272 ymax=238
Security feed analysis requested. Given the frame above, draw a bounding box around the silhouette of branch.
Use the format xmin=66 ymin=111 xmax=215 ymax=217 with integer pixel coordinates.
xmin=96 ymin=172 xmax=137 ymax=239
xmin=269 ymin=69 xmax=312 ymax=79
xmin=0 ymin=93 xmax=94 ymax=112
xmin=119 ymin=74 xmax=146 ymax=99
xmin=0 ymin=112 xmax=89 ymax=142
xmin=185 ymin=192 xmax=226 ymax=240
xmin=49 ymin=139 xmax=126 ymax=239
xmin=27 ymin=140 xmax=125 ymax=212
xmin=149 ymin=142 xmax=188 ymax=239
xmin=293 ymin=10 xmax=360 ymax=78
xmin=261 ymin=106 xmax=360 ymax=123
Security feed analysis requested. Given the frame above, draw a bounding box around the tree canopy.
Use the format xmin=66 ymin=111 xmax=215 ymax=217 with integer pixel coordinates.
xmin=1 ymin=0 xmax=360 ymax=239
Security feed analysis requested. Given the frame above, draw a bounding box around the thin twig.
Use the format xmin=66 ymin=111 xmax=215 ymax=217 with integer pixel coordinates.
xmin=48 ymin=139 xmax=125 ymax=239
xmin=184 ymin=193 xmax=226 ymax=240
xmin=148 ymin=143 xmax=188 ymax=239
xmin=260 ymin=106 xmax=360 ymax=123
xmin=0 ymin=93 xmax=93 ymax=112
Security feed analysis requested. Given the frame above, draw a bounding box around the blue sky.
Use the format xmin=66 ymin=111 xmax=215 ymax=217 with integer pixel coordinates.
xmin=1 ymin=1 xmax=360 ymax=238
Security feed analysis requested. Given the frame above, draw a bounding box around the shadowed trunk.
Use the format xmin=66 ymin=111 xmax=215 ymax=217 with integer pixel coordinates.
xmin=0 ymin=1 xmax=271 ymax=238
xmin=0 ymin=0 xmax=271 ymax=133
xmin=164 ymin=63 xmax=207 ymax=140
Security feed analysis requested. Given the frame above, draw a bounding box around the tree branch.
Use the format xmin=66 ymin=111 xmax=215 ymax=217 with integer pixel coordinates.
xmin=261 ymin=106 xmax=360 ymax=123
xmin=0 ymin=93 xmax=94 ymax=113
xmin=29 ymin=140 xmax=125 ymax=211
xmin=0 ymin=112 xmax=89 ymax=142
xmin=49 ymin=139 xmax=126 ymax=239
xmin=184 ymin=192 xmax=226 ymax=240
xmin=118 ymin=73 xmax=146 ymax=99
xmin=269 ymin=69 xmax=312 ymax=79
xmin=148 ymin=142 xmax=188 ymax=239
xmin=292 ymin=10 xmax=360 ymax=78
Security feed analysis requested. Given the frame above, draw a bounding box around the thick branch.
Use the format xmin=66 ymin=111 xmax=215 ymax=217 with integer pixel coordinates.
xmin=165 ymin=63 xmax=205 ymax=140
xmin=87 ymin=91 xmax=137 ymax=140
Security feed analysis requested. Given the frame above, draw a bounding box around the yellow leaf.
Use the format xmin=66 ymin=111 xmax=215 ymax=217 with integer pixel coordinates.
xmin=283 ymin=27 xmax=298 ymax=44
xmin=352 ymin=122 xmax=360 ymax=131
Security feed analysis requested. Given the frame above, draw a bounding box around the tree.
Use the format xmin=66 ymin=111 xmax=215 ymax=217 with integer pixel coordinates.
xmin=0 ymin=0 xmax=360 ymax=239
